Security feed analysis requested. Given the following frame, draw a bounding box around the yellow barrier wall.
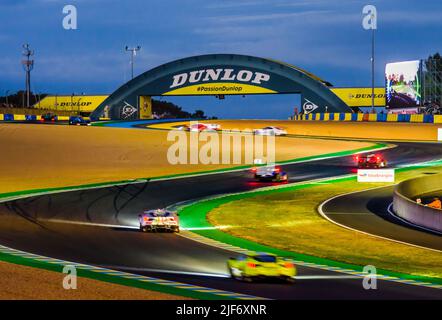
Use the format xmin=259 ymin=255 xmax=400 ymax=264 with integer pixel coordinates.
xmin=13 ymin=115 xmax=26 ymax=121
xmin=410 ymin=114 xmax=424 ymax=123
xmin=294 ymin=113 xmax=440 ymax=124
xmin=33 ymin=95 xmax=108 ymax=112
xmin=330 ymin=87 xmax=386 ymax=107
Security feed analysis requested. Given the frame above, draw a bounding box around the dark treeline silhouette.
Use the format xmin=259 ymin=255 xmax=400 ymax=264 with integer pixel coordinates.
xmin=152 ymin=99 xmax=210 ymax=119
xmin=0 ymin=91 xmax=47 ymax=107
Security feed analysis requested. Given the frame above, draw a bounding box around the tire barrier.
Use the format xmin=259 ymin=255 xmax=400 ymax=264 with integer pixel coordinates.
xmin=294 ymin=113 xmax=442 ymax=124
xmin=393 ymin=174 xmax=442 ymax=233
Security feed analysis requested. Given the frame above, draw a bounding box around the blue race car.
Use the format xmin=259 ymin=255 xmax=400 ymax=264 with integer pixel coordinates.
xmin=69 ymin=115 xmax=90 ymax=126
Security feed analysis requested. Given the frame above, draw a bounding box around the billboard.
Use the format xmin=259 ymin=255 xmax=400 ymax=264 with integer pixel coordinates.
xmin=385 ymin=60 xmax=421 ymax=109
xmin=357 ymin=169 xmax=395 ymax=183
xmin=139 ymin=95 xmax=153 ymax=119
xmin=33 ymin=95 xmax=108 ymax=112
xmin=331 ymin=87 xmax=386 ymax=107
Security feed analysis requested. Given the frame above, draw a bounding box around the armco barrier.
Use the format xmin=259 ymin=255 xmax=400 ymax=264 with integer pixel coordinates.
xmin=393 ymin=174 xmax=442 ymax=233
xmin=294 ymin=113 xmax=442 ymax=124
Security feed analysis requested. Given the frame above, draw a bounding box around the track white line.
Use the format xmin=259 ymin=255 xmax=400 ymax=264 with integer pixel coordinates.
xmin=40 ymin=218 xmax=231 ymax=232
xmin=295 ymin=275 xmax=361 ymax=280
xmin=39 ymin=219 xmax=138 ymax=230
xmin=99 ymin=266 xmax=230 ymax=278
xmin=101 ymin=265 xmax=363 ymax=281
xmin=318 ymin=187 xmax=442 ymax=253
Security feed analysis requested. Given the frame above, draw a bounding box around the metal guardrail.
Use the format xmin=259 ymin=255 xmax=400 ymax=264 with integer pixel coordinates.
xmin=393 ymin=174 xmax=442 ymax=232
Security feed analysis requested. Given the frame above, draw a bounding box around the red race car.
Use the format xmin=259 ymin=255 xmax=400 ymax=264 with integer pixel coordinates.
xmin=40 ymin=112 xmax=57 ymax=122
xmin=354 ymin=153 xmax=388 ymax=169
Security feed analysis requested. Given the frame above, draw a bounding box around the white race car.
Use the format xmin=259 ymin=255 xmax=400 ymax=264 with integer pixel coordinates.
xmin=253 ymin=126 xmax=287 ymax=136
xmin=178 ymin=123 xmax=221 ymax=132
xmin=138 ymin=209 xmax=180 ymax=233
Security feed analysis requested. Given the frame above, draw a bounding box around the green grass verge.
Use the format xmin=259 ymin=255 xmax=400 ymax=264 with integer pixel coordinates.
xmin=90 ymin=121 xmax=120 ymax=127
xmin=179 ymin=162 xmax=442 ymax=285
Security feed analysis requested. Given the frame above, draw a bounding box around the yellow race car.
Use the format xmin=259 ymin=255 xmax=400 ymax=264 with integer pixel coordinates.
xmin=227 ymin=252 xmax=296 ymax=283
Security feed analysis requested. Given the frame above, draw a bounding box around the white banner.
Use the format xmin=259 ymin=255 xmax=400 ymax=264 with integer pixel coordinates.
xmin=438 ymin=128 xmax=442 ymax=141
xmin=357 ymin=169 xmax=395 ymax=183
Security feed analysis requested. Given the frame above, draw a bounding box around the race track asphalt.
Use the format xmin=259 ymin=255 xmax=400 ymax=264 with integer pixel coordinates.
xmin=0 ymin=140 xmax=441 ymax=299
xmin=321 ymin=186 xmax=442 ymax=250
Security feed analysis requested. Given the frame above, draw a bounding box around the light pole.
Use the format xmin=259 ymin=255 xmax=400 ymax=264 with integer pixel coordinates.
xmin=125 ymin=45 xmax=141 ymax=80
xmin=371 ymin=24 xmax=375 ymax=113
xmin=5 ymin=90 xmax=10 ymax=106
xmin=22 ymin=44 xmax=34 ymax=108
xmin=362 ymin=5 xmax=377 ymax=113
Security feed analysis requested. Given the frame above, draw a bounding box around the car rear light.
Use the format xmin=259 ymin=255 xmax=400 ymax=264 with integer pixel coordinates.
xmin=246 ymin=262 xmax=256 ymax=268
xmin=274 ymin=167 xmax=280 ymax=173
xmin=143 ymin=217 xmax=149 ymax=222
xmin=284 ymin=262 xmax=294 ymax=268
xmin=354 ymin=155 xmax=359 ymax=161
xmin=251 ymin=167 xmax=257 ymax=172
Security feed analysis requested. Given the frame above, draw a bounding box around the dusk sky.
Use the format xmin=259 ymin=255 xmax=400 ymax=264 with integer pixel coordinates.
xmin=1 ymin=0 xmax=441 ymax=118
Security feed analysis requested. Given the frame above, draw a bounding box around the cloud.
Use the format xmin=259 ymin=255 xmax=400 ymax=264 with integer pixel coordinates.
xmin=205 ymin=0 xmax=267 ymax=9
xmin=381 ymin=10 xmax=442 ymax=25
xmin=206 ymin=10 xmax=332 ymax=23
